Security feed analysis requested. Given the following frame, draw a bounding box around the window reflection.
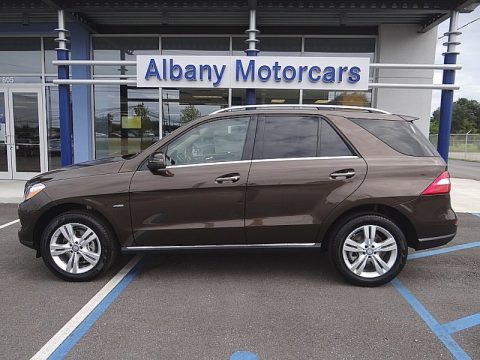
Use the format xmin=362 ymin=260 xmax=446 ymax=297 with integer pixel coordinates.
xmin=303 ymin=90 xmax=372 ymax=106
xmin=92 ymin=37 xmax=159 ymax=76
xmin=45 ymin=86 xmax=61 ymax=170
xmin=232 ymin=89 xmax=299 ymax=106
xmin=162 ymin=89 xmax=228 ymax=135
xmin=94 ymin=86 xmax=159 ymax=159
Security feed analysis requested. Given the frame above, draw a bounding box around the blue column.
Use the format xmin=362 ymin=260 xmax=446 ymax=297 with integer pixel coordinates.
xmin=57 ymin=48 xmax=73 ymax=166
xmin=437 ymin=11 xmax=460 ymax=164
xmin=245 ymin=3 xmax=258 ymax=106
xmin=56 ymin=10 xmax=73 ymax=166
xmin=437 ymin=53 xmax=457 ymax=162
xmin=245 ymin=50 xmax=257 ymax=106
xmin=70 ymin=24 xmax=93 ymax=163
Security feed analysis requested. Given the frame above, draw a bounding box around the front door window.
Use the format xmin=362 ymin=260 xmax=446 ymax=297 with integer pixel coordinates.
xmin=165 ymin=117 xmax=249 ymax=166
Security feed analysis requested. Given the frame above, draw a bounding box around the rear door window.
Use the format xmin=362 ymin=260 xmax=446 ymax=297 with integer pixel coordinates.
xmin=255 ymin=116 xmax=319 ymax=159
xmin=319 ymin=120 xmax=354 ymax=157
xmin=254 ymin=116 xmax=354 ymax=159
xmin=350 ymin=118 xmax=438 ymax=157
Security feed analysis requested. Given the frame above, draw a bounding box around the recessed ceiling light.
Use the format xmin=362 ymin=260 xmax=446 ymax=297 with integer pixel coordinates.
xmin=271 ymin=99 xmax=286 ymax=103
xmin=192 ymin=95 xmax=224 ymax=99
xmin=314 ymin=99 xmax=329 ymax=104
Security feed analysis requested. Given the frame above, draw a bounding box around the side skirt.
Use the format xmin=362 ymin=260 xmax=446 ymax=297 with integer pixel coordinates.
xmin=121 ymin=243 xmax=320 ymax=253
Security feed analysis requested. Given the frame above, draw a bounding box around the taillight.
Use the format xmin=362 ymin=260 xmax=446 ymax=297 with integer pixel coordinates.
xmin=422 ymin=171 xmax=451 ymax=195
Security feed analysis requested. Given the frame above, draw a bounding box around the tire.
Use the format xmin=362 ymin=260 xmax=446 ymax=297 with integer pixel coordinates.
xmin=329 ymin=214 xmax=408 ymax=287
xmin=40 ymin=210 xmax=118 ymax=281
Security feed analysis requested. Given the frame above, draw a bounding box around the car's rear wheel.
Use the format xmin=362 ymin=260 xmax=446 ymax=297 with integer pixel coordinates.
xmin=40 ymin=210 xmax=118 ymax=281
xmin=329 ymin=214 xmax=408 ymax=287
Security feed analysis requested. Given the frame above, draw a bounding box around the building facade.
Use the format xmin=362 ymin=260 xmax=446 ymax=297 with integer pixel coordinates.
xmin=0 ymin=1 xmax=477 ymax=179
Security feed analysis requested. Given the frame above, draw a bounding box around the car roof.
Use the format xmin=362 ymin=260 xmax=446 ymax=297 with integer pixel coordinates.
xmin=205 ymin=108 xmax=412 ymax=122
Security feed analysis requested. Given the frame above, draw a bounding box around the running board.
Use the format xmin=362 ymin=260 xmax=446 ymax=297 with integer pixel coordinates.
xmin=121 ymin=243 xmax=319 ymax=253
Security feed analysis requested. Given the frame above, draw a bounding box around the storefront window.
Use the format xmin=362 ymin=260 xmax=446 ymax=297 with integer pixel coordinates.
xmin=162 ymin=37 xmax=230 ymax=55
xmin=304 ymin=37 xmax=376 ymax=79
xmin=92 ymin=37 xmax=159 ymax=76
xmin=303 ymin=90 xmax=372 ymax=107
xmin=304 ymin=38 xmax=375 ymax=59
xmin=0 ymin=37 xmax=42 ymax=74
xmin=94 ymin=85 xmax=159 ymax=159
xmin=162 ymin=88 xmax=228 ymax=135
xmin=43 ymin=37 xmax=57 ymax=75
xmin=232 ymin=89 xmax=300 ymax=106
xmin=45 ymin=86 xmax=61 ymax=170
xmin=232 ymin=36 xmax=302 ymax=56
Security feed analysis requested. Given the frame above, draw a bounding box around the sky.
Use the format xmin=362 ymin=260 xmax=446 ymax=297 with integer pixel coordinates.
xmin=431 ymin=6 xmax=480 ymax=114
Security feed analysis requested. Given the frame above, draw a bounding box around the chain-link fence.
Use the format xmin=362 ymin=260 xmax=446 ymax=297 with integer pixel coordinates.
xmin=429 ymin=134 xmax=480 ymax=161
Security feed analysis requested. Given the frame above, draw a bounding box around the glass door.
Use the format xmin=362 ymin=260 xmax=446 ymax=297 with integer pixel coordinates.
xmin=0 ymin=87 xmax=46 ymax=180
xmin=0 ymin=91 xmax=12 ymax=179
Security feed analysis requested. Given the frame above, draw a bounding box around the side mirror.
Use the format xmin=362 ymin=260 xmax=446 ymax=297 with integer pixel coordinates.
xmin=147 ymin=151 xmax=166 ymax=172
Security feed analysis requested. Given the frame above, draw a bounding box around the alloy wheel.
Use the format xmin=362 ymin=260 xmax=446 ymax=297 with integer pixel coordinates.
xmin=342 ymin=224 xmax=398 ymax=278
xmin=49 ymin=223 xmax=101 ymax=274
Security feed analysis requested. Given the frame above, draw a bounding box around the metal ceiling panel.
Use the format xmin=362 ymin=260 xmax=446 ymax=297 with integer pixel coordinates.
xmin=0 ymin=0 xmax=478 ymax=31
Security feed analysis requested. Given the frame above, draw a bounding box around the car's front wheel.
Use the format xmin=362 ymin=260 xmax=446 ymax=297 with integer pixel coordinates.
xmin=40 ymin=210 xmax=118 ymax=281
xmin=329 ymin=214 xmax=408 ymax=287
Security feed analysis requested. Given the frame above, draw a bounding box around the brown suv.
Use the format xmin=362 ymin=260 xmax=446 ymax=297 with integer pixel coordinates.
xmin=18 ymin=105 xmax=457 ymax=286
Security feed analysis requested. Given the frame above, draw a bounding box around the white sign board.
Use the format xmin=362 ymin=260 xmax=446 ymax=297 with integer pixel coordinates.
xmin=136 ymin=55 xmax=370 ymax=91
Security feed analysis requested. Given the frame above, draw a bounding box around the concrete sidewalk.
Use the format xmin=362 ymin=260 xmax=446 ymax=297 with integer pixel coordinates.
xmin=1 ymin=177 xmax=479 ymax=213
xmin=0 ymin=180 xmax=25 ymax=204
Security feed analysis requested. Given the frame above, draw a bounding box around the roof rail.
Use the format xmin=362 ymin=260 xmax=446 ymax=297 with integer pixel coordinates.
xmin=211 ymin=104 xmax=391 ymax=115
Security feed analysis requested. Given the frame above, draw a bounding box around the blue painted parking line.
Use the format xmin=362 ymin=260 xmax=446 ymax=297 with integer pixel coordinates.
xmin=230 ymin=351 xmax=260 ymax=360
xmin=48 ymin=259 xmax=145 ymax=360
xmin=408 ymin=241 xmax=480 ymax=260
xmin=443 ymin=313 xmax=480 ymax=335
xmin=391 ymin=279 xmax=471 ymax=360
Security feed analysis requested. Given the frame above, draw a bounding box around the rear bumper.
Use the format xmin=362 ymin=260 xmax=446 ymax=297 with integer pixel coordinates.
xmin=396 ymin=194 xmax=457 ymax=250
xmin=416 ymin=232 xmax=456 ymax=250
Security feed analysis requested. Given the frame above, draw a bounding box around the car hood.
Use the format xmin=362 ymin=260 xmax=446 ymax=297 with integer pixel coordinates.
xmin=28 ymin=157 xmax=126 ymax=185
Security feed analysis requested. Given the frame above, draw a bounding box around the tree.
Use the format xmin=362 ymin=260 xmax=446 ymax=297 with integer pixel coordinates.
xmin=431 ymin=98 xmax=480 ymax=134
xmin=179 ymin=105 xmax=201 ymax=124
xmin=331 ymin=92 xmax=370 ymax=107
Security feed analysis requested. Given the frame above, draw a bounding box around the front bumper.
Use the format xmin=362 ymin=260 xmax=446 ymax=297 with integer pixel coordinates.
xmin=17 ymin=191 xmax=52 ymax=251
xmin=18 ymin=224 xmax=36 ymax=249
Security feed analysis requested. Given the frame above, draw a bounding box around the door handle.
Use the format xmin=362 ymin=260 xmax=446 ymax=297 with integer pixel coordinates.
xmin=330 ymin=169 xmax=355 ymax=180
xmin=215 ymin=173 xmax=240 ymax=184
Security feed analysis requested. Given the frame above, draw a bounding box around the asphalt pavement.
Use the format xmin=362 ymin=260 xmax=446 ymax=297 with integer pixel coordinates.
xmin=0 ymin=204 xmax=479 ymax=360
xmin=448 ymin=159 xmax=480 ymax=181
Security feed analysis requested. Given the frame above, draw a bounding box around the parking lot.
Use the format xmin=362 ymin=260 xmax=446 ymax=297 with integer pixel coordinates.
xmin=0 ymin=203 xmax=479 ymax=360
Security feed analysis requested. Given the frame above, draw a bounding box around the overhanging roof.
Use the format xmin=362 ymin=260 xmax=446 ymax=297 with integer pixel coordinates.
xmin=0 ymin=1 xmax=478 ymax=33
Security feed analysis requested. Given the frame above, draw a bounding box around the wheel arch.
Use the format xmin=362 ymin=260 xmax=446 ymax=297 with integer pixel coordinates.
xmin=319 ymin=203 xmax=418 ymax=251
xmin=33 ymin=202 xmax=120 ymax=252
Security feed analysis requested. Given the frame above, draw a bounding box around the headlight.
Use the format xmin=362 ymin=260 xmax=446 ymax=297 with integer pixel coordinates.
xmin=24 ymin=183 xmax=45 ymax=201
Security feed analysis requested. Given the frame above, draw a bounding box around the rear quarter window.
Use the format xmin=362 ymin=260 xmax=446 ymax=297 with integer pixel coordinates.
xmin=350 ymin=118 xmax=438 ymax=157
